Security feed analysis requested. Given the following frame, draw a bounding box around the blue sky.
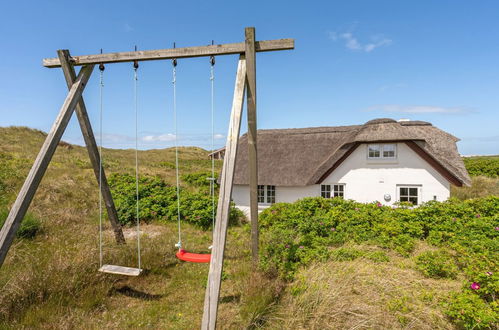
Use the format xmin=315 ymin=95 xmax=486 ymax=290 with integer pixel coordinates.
xmin=0 ymin=1 xmax=498 ymax=154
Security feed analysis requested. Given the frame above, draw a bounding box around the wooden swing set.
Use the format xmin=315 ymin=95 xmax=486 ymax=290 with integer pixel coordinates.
xmin=0 ymin=27 xmax=293 ymax=329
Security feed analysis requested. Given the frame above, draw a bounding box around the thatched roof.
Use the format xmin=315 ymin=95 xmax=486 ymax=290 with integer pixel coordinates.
xmin=233 ymin=118 xmax=471 ymax=187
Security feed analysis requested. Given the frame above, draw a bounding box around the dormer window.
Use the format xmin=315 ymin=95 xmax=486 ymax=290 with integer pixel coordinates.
xmin=368 ymin=144 xmax=397 ymax=159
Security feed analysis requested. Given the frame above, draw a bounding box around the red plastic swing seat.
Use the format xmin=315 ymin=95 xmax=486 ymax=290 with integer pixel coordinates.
xmin=176 ymin=249 xmax=211 ymax=263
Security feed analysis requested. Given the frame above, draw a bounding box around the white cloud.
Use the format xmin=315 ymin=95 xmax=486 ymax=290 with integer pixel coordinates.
xmin=368 ymin=105 xmax=474 ymax=114
xmin=142 ymin=133 xmax=176 ymax=142
xmin=330 ymin=31 xmax=392 ymax=52
xmin=124 ymin=23 xmax=134 ymax=32
xmin=378 ymin=83 xmax=407 ymax=92
xmin=214 ymin=134 xmax=224 ymax=140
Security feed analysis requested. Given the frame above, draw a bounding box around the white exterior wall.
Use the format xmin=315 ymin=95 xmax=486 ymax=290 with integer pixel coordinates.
xmin=231 ymin=142 xmax=451 ymax=208
xmin=322 ymin=143 xmax=450 ymax=205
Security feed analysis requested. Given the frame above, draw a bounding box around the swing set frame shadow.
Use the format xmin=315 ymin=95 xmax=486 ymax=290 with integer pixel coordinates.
xmin=0 ymin=27 xmax=293 ymax=329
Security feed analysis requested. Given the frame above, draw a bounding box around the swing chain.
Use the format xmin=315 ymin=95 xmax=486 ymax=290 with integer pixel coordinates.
xmin=173 ymin=54 xmax=181 ymax=249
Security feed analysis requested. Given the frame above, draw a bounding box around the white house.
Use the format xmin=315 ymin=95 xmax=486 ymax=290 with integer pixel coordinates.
xmin=231 ymin=118 xmax=471 ymax=212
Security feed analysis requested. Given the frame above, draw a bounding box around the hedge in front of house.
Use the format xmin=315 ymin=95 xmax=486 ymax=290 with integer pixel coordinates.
xmin=258 ymin=197 xmax=499 ymax=329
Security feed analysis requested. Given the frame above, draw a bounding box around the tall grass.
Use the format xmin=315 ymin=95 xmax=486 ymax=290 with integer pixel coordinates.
xmin=0 ymin=209 xmax=41 ymax=239
xmin=451 ymin=176 xmax=499 ymax=199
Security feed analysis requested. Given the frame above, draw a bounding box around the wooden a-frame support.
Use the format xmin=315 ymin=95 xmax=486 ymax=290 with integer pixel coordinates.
xmin=0 ymin=53 xmax=126 ymax=266
xmin=0 ymin=27 xmax=293 ymax=328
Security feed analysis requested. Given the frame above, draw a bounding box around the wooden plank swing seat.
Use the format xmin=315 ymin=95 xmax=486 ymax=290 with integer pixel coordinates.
xmin=0 ymin=27 xmax=293 ymax=330
xmin=99 ymin=264 xmax=142 ymax=276
xmin=176 ymin=249 xmax=211 ymax=263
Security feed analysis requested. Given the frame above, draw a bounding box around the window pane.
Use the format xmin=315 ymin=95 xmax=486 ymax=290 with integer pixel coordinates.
xmin=409 ymin=188 xmax=418 ymax=196
xmin=400 ymin=188 xmax=408 ymax=196
xmin=409 ymin=197 xmax=418 ymax=205
xmin=258 ymin=185 xmax=265 ymax=203
xmin=321 ymin=185 xmax=331 ymax=198
xmin=383 ymin=144 xmax=396 ymax=158
xmin=400 ymin=196 xmax=409 ymax=202
xmin=368 ymin=145 xmax=380 ymax=158
xmin=264 ymin=186 xmax=275 ymax=204
xmin=338 ymin=185 xmax=344 ymax=192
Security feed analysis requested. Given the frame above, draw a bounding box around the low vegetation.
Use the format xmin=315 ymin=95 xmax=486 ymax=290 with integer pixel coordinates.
xmin=463 ymin=156 xmax=499 ymax=178
xmin=108 ymin=173 xmax=242 ymax=228
xmin=258 ymin=197 xmax=498 ymax=328
xmin=0 ymin=127 xmax=498 ymax=329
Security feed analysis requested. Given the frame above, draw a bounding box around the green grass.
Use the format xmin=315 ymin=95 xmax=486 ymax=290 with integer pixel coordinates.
xmin=0 ymin=209 xmax=41 ymax=239
xmin=1 ymin=126 xmax=498 ymax=329
xmin=0 ymin=126 xmax=253 ymax=328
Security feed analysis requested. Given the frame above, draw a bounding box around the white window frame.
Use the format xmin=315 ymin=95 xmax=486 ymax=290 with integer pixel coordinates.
xmin=367 ymin=143 xmax=397 ymax=159
xmin=258 ymin=185 xmax=275 ymax=205
xmin=333 ymin=184 xmax=345 ymax=198
xmin=320 ymin=184 xmax=345 ymax=199
xmin=321 ymin=184 xmax=331 ymax=198
xmin=397 ymin=185 xmax=421 ymax=205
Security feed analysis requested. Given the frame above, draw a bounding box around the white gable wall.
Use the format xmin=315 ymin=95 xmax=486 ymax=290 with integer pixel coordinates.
xmin=231 ymin=142 xmax=451 ymax=209
xmin=322 ymin=143 xmax=450 ymax=205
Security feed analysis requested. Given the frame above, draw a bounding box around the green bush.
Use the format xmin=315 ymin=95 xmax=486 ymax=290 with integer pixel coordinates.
xmin=365 ymin=250 xmax=390 ymax=263
xmin=331 ymin=247 xmax=363 ymax=261
xmin=0 ymin=209 xmax=41 ymax=239
xmin=415 ymin=250 xmax=459 ymax=279
xmin=181 ymin=171 xmax=218 ymax=189
xmin=463 ymin=156 xmax=499 ymax=178
xmin=258 ymin=196 xmax=499 ymax=326
xmin=108 ymin=173 xmax=241 ymax=229
xmin=444 ymin=291 xmax=498 ymax=329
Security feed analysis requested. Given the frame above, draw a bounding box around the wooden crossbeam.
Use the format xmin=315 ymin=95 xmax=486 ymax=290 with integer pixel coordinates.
xmin=57 ymin=50 xmax=125 ymax=244
xmin=0 ymin=65 xmax=94 ymax=266
xmin=202 ymin=55 xmax=247 ymax=330
xmin=43 ymin=39 xmax=294 ymax=68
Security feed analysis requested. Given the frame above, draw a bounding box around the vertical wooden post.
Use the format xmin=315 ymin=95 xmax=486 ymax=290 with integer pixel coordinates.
xmin=245 ymin=27 xmax=259 ymax=263
xmin=202 ymin=55 xmax=247 ymax=330
xmin=57 ymin=50 xmax=125 ymax=244
xmin=0 ymin=65 xmax=94 ymax=267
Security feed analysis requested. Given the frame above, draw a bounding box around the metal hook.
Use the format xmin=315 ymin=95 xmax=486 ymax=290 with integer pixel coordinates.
xmin=133 ymin=45 xmax=139 ymax=69
xmin=99 ymin=48 xmax=105 ymax=71
xmin=172 ymin=42 xmax=177 ymax=67
xmin=210 ymin=40 xmax=215 ymax=66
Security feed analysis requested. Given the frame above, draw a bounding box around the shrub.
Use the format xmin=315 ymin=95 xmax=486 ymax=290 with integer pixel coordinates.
xmin=331 ymin=247 xmax=363 ymax=261
xmin=181 ymin=171 xmax=218 ymax=190
xmin=444 ymin=291 xmax=498 ymax=329
xmin=415 ymin=250 xmax=459 ymax=279
xmin=365 ymin=250 xmax=390 ymax=263
xmin=0 ymin=209 xmax=41 ymax=239
xmin=258 ymin=196 xmax=499 ymax=326
xmin=463 ymin=156 xmax=499 ymax=178
xmin=108 ymin=173 xmax=241 ymax=228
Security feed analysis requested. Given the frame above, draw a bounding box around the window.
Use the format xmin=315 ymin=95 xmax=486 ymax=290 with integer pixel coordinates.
xmin=333 ymin=184 xmax=345 ymax=198
xmin=257 ymin=185 xmax=265 ymax=203
xmin=399 ymin=186 xmax=419 ymax=205
xmin=368 ymin=144 xmax=397 ymax=159
xmin=321 ymin=184 xmax=345 ymax=198
xmin=321 ymin=184 xmax=331 ymax=198
xmin=383 ymin=144 xmax=396 ymax=158
xmin=368 ymin=144 xmax=381 ymax=158
xmin=258 ymin=185 xmax=276 ymax=204
xmin=266 ymin=185 xmax=275 ymax=204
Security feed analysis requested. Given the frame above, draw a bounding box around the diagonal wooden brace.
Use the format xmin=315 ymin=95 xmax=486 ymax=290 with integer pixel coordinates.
xmin=57 ymin=50 xmax=125 ymax=245
xmin=0 ymin=64 xmax=94 ymax=267
xmin=202 ymin=55 xmax=247 ymax=330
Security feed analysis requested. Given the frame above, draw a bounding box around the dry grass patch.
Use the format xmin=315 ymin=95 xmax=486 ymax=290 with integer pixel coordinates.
xmin=266 ymin=248 xmax=460 ymax=329
xmin=451 ymin=176 xmax=499 ymax=199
